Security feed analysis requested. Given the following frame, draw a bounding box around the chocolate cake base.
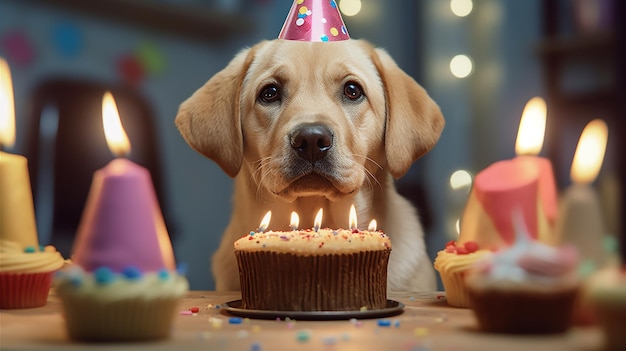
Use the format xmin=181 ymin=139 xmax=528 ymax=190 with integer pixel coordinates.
xmin=235 ymin=250 xmax=389 ymax=311
xmin=467 ymin=287 xmax=578 ymax=334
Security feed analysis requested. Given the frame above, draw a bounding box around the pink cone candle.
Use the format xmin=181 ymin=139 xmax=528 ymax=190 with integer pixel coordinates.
xmin=459 ymin=160 xmax=542 ymax=249
xmin=555 ymin=119 xmax=609 ymax=267
xmin=0 ymin=57 xmax=38 ymax=247
xmin=458 ymin=97 xmax=556 ymax=248
xmin=512 ymin=97 xmax=558 ymax=243
xmin=71 ymin=92 xmax=174 ymax=273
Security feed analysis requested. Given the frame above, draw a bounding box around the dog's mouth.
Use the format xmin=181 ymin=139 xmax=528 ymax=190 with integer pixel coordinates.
xmin=272 ymin=161 xmax=355 ymax=200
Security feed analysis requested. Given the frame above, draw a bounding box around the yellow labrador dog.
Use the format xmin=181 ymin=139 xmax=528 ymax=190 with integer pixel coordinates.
xmin=176 ymin=39 xmax=444 ymax=292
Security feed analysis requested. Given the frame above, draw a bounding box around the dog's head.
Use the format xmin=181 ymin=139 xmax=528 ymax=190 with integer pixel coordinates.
xmin=176 ymin=39 xmax=444 ymax=201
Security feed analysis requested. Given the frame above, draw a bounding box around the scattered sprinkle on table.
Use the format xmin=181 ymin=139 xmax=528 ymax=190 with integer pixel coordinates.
xmin=189 ymin=306 xmax=200 ymax=313
xmin=414 ymin=327 xmax=429 ymax=337
xmin=296 ymin=330 xmax=311 ymax=342
xmin=179 ymin=310 xmax=193 ymax=316
xmin=229 ymin=317 xmax=243 ymax=324
xmin=250 ymin=342 xmax=262 ymax=351
xmin=377 ymin=319 xmax=391 ymax=327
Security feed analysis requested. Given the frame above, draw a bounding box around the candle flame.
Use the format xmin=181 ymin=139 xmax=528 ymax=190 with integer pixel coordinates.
xmin=0 ymin=57 xmax=15 ymax=149
xmin=258 ymin=211 xmax=271 ymax=232
xmin=349 ymin=205 xmax=357 ymax=230
xmin=102 ymin=92 xmax=131 ymax=157
xmin=313 ymin=208 xmax=323 ymax=232
xmin=290 ymin=211 xmax=299 ymax=231
xmin=571 ymin=119 xmax=608 ymax=185
xmin=368 ymin=219 xmax=377 ymax=231
xmin=515 ymin=97 xmax=547 ymax=156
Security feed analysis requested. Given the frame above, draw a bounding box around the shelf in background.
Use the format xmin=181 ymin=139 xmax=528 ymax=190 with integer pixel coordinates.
xmin=536 ymin=33 xmax=615 ymax=58
xmin=13 ymin=0 xmax=255 ymax=42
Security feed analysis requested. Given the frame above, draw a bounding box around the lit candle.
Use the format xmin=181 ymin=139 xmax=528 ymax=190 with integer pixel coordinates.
xmin=512 ymin=97 xmax=558 ymax=243
xmin=258 ymin=211 xmax=272 ymax=233
xmin=313 ymin=208 xmax=323 ymax=232
xmin=555 ymin=119 xmax=608 ymax=268
xmin=349 ymin=205 xmax=357 ymax=231
xmin=368 ymin=219 xmax=377 ymax=232
xmin=70 ymin=92 xmax=175 ymax=272
xmin=290 ymin=211 xmax=299 ymax=231
xmin=0 ymin=57 xmax=39 ymax=248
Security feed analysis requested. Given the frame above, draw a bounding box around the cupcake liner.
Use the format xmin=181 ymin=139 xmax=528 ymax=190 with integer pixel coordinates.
xmin=0 ymin=271 xmax=55 ymax=309
xmin=58 ymin=295 xmax=179 ymax=341
xmin=590 ymin=301 xmax=626 ymax=350
xmin=467 ymin=287 xmax=578 ymax=334
xmin=236 ymin=250 xmax=389 ymax=311
xmin=438 ymin=271 xmax=471 ymax=308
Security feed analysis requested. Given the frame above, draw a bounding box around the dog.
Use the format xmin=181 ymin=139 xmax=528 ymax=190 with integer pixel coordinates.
xmin=175 ymin=39 xmax=444 ymax=292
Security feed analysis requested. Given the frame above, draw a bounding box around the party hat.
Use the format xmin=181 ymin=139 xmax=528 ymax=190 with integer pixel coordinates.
xmin=278 ymin=0 xmax=350 ymax=42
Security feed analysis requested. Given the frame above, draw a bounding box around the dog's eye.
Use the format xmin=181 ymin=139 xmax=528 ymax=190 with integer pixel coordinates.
xmin=344 ymin=82 xmax=364 ymax=101
xmin=258 ymin=84 xmax=281 ymax=103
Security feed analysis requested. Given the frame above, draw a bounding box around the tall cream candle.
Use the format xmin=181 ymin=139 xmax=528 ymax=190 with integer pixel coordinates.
xmin=0 ymin=57 xmax=39 ymax=248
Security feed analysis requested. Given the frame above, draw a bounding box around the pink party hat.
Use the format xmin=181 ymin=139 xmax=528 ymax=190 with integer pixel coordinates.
xmin=279 ymin=0 xmax=350 ymax=42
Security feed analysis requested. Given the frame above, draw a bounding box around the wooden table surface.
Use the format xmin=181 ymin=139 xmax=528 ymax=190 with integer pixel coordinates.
xmin=1 ymin=290 xmax=604 ymax=350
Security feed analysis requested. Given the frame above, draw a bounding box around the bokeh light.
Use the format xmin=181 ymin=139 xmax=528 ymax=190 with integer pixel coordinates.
xmin=450 ymin=55 xmax=473 ymax=78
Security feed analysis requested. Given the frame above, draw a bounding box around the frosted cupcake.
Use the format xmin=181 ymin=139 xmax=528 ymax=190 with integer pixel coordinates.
xmin=0 ymin=149 xmax=64 ymax=308
xmin=585 ymin=266 xmax=626 ymax=350
xmin=0 ymin=242 xmax=64 ymax=309
xmin=434 ymin=241 xmax=491 ymax=308
xmin=54 ymin=155 xmax=188 ymax=341
xmin=466 ymin=212 xmax=580 ymax=334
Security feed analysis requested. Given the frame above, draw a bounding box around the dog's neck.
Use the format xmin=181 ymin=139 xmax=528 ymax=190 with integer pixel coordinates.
xmin=231 ymin=166 xmax=391 ymax=233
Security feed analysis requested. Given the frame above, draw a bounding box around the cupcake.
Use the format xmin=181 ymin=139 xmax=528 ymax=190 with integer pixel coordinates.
xmin=434 ymin=241 xmax=491 ymax=308
xmin=54 ymin=156 xmax=188 ymax=341
xmin=0 ymin=242 xmax=64 ymax=309
xmin=466 ymin=211 xmax=580 ymax=334
xmin=234 ymin=224 xmax=391 ymax=311
xmin=585 ymin=266 xmax=626 ymax=350
xmin=437 ymin=159 xmax=553 ymax=308
xmin=0 ymin=147 xmax=64 ymax=309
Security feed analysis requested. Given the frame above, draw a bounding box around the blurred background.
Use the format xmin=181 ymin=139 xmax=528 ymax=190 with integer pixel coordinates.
xmin=0 ymin=0 xmax=623 ymax=290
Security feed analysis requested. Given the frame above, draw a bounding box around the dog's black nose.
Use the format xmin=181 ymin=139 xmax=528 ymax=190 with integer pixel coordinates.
xmin=290 ymin=123 xmax=333 ymax=163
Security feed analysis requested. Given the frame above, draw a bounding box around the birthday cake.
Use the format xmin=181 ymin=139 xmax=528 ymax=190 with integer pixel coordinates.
xmin=234 ymin=227 xmax=391 ymax=311
xmin=465 ymin=212 xmax=580 ymax=334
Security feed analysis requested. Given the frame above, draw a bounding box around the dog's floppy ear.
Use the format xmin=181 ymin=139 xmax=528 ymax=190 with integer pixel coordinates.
xmin=175 ymin=43 xmax=262 ymax=177
xmin=368 ymin=45 xmax=445 ymax=179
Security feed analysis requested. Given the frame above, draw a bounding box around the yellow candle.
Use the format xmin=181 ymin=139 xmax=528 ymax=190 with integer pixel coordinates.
xmin=0 ymin=57 xmax=39 ymax=248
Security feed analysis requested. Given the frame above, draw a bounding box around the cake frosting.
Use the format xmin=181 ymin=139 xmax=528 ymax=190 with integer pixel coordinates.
xmin=467 ymin=211 xmax=579 ymax=290
xmin=434 ymin=241 xmax=492 ymax=276
xmin=0 ymin=240 xmax=64 ymax=273
xmin=55 ymin=265 xmax=188 ymax=301
xmin=586 ymin=267 xmax=626 ymax=305
xmin=234 ymin=228 xmax=391 ymax=254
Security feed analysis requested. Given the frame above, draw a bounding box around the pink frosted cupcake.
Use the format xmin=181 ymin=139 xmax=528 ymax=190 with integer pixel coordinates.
xmin=466 ymin=212 xmax=580 ymax=334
